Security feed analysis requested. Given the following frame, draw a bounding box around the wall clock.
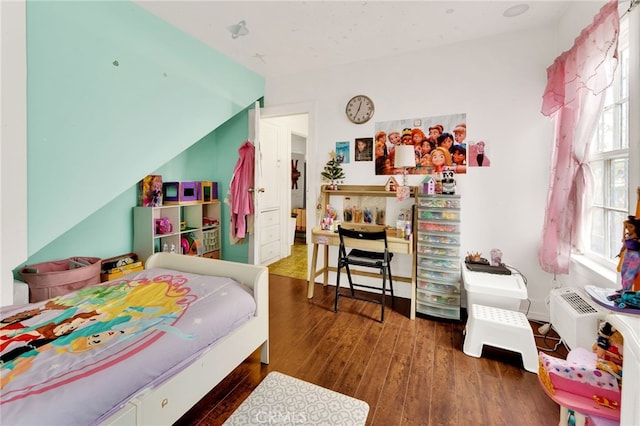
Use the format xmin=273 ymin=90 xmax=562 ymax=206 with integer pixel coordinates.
xmin=345 ymin=95 xmax=374 ymax=124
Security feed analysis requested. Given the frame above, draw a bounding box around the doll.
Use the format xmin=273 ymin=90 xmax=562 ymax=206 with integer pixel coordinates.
xmin=617 ymin=215 xmax=640 ymax=291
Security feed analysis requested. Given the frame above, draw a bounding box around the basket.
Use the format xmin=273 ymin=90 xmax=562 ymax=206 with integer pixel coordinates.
xmin=20 ymin=256 xmax=102 ymax=303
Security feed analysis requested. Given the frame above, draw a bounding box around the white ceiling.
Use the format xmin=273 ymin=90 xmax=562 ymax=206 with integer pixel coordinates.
xmin=135 ymin=1 xmax=581 ymax=79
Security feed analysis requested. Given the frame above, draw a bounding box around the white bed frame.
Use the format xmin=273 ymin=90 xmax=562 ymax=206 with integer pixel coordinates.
xmin=100 ymin=253 xmax=269 ymax=425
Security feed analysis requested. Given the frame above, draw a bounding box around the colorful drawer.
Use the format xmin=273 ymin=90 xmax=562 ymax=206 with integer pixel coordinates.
xmin=417 ymin=278 xmax=460 ymax=295
xmin=416 ymin=243 xmax=460 ymax=258
xmin=417 ymin=220 xmax=461 ymax=233
xmin=417 ymin=196 xmax=461 ymax=209
xmin=417 ymin=209 xmax=461 ymax=221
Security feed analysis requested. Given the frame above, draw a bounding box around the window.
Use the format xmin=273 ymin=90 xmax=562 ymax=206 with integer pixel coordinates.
xmin=586 ymin=16 xmax=630 ymax=267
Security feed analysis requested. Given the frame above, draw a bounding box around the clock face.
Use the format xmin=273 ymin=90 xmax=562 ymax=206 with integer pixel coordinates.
xmin=345 ymin=95 xmax=374 ymax=124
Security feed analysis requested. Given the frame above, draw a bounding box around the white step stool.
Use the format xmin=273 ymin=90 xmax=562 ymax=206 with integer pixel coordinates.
xmin=463 ymin=304 xmax=538 ymax=373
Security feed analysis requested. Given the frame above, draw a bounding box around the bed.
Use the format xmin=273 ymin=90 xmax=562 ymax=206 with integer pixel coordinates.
xmin=1 ymin=252 xmax=269 ymax=425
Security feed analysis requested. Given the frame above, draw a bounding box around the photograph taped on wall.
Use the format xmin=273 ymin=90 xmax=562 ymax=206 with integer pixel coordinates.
xmin=468 ymin=140 xmax=491 ymax=167
xmin=374 ymin=113 xmax=467 ymax=175
xmin=336 ymin=141 xmax=350 ymax=164
xmin=354 ymin=137 xmax=373 ymax=161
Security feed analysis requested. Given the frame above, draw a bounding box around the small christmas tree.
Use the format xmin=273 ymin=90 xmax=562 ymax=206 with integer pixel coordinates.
xmin=321 ymin=151 xmax=345 ymax=189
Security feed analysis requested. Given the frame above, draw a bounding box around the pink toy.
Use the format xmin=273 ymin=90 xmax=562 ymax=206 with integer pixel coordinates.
xmin=154 ymin=217 xmax=173 ymax=235
xmin=180 ymin=237 xmax=190 ymax=255
xmin=538 ymin=348 xmax=621 ymax=422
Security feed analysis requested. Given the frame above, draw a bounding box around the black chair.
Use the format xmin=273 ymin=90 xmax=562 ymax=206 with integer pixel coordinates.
xmin=334 ymin=225 xmax=394 ymax=322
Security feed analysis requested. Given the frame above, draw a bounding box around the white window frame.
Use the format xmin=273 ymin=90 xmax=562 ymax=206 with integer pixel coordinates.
xmin=580 ymin=13 xmax=637 ymax=276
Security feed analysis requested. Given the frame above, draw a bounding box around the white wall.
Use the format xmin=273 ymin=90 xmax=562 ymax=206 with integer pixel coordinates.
xmin=264 ymin=14 xmax=604 ymax=320
xmin=0 ymin=0 xmax=27 ymax=306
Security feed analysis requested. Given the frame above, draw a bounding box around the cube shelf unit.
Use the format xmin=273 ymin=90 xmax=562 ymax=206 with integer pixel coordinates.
xmin=133 ymin=200 xmax=221 ymax=263
xmin=415 ymin=194 xmax=462 ymax=320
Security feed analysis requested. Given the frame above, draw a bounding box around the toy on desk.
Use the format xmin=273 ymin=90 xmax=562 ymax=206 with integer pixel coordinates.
xmin=321 ymin=204 xmax=338 ymax=231
xmin=363 ymin=208 xmax=372 ymax=223
xmin=343 ymin=206 xmax=354 ymax=222
xmin=465 ymin=252 xmax=485 ymax=264
xmin=490 ymin=248 xmax=503 ymax=266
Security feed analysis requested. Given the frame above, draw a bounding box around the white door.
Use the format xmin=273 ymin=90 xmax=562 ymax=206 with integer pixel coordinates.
xmin=248 ymin=106 xmax=291 ymax=266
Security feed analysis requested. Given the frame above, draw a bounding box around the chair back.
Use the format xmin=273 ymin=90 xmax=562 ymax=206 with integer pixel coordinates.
xmin=337 ymin=226 xmax=389 ymax=256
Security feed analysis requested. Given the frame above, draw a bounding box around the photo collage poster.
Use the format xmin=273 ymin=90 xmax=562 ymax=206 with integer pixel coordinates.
xmin=374 ymin=113 xmax=469 ymax=175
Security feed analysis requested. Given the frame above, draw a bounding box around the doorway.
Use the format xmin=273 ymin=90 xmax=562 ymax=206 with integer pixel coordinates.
xmin=260 ymin=111 xmax=309 ymax=279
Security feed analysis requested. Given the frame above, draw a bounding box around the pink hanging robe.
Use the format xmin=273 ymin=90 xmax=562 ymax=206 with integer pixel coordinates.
xmin=229 ymin=141 xmax=255 ymax=242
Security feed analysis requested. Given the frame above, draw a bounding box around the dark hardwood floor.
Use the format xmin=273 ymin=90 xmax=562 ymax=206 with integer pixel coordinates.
xmin=175 ymin=274 xmax=568 ymax=426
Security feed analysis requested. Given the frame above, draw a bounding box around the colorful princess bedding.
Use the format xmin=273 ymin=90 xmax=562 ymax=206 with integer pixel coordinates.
xmin=0 ymin=268 xmax=256 ymax=425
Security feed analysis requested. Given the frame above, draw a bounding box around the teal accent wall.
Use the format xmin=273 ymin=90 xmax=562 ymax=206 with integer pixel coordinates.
xmin=21 ymin=108 xmax=252 ymax=269
xmin=153 ymin=110 xmax=253 ymax=264
xmin=26 ymin=0 xmax=264 ymax=257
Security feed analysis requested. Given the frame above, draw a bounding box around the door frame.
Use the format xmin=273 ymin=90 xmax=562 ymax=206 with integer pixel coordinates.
xmin=249 ymin=102 xmax=316 ymax=266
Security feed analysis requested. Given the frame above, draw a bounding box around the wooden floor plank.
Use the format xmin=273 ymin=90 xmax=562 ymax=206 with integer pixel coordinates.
xmin=370 ymin=352 xmax=412 ymax=426
xmin=174 ymin=274 xmax=567 ymax=426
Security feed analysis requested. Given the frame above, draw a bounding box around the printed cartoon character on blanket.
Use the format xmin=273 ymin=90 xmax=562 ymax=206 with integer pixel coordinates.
xmin=1 ymin=277 xmax=195 ymax=391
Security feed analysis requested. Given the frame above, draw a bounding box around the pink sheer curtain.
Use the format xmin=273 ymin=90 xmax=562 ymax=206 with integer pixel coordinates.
xmin=539 ymin=0 xmax=619 ymax=274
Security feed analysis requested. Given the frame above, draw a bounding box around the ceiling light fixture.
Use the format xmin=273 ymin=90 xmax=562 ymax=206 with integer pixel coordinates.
xmin=503 ymin=4 xmax=530 ymax=18
xmin=228 ymin=20 xmax=249 ymax=39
